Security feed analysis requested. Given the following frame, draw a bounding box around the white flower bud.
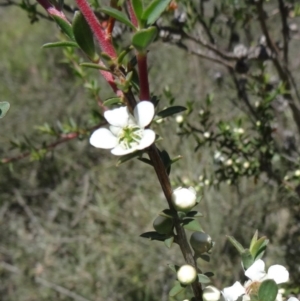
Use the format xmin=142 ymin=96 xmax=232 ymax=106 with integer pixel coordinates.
xmin=204 ymin=132 xmax=210 ymax=138
xmin=176 ymin=115 xmax=184 ymax=123
xmin=203 ymin=286 xmax=221 ymax=301
xmin=172 ymin=187 xmax=197 ymax=212
xmin=295 ymin=170 xmax=300 ymax=177
xmin=204 ymin=179 xmax=210 ymax=186
xmin=243 ymin=162 xmax=250 ymax=169
xmin=177 ymin=265 xmax=197 ymax=285
xmin=226 ymin=159 xmax=233 ymax=166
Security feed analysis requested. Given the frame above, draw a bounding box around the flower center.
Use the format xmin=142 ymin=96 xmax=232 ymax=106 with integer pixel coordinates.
xmin=245 ymin=281 xmax=261 ymax=297
xmin=118 ymin=125 xmax=143 ymax=150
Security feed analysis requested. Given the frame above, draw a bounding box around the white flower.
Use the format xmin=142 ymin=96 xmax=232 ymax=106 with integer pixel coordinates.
xmin=288 ymin=298 xmax=299 ymax=301
xmin=90 ymin=101 xmax=155 ymax=156
xmin=172 ymin=187 xmax=197 ymax=212
xmin=203 ymin=286 xmax=221 ymax=301
xmin=177 ymin=265 xmax=197 ymax=285
xmin=222 ymin=260 xmax=289 ymax=301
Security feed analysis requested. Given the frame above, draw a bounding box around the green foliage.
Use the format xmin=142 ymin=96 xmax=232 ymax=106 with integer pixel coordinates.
xmin=0 ymin=102 xmax=10 ymax=118
xmin=132 ymin=26 xmax=158 ymax=52
xmin=72 ymin=11 xmax=98 ymax=61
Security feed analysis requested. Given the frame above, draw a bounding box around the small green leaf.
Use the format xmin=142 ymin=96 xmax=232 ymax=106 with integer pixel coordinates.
xmin=157 ymin=106 xmax=187 ymax=118
xmin=250 ymin=230 xmax=258 ymax=250
xmin=0 ymin=102 xmax=10 ymax=118
xmin=103 ymin=97 xmax=122 ymax=106
xmin=132 ymin=27 xmax=157 ymax=52
xmin=142 ymin=0 xmax=172 ymax=26
xmin=198 ymin=274 xmax=211 ymax=284
xmin=159 ymin=209 xmax=176 ymax=218
xmin=137 ymin=157 xmax=153 ymax=166
xmin=164 ymin=236 xmax=174 ymax=248
xmin=241 ymin=249 xmax=254 ymax=270
xmin=187 ymin=211 xmax=203 ymax=218
xmin=167 ymin=264 xmax=180 ymax=273
xmin=197 ymin=254 xmax=210 ymax=262
xmin=131 ymin=0 xmax=143 ymax=22
xmin=227 ymin=235 xmax=245 ymax=254
xmin=117 ymin=46 xmax=133 ymax=64
xmin=80 ymin=62 xmax=111 ymax=71
xmin=100 ymin=7 xmax=136 ymax=30
xmin=140 ymin=231 xmax=167 ymax=241
xmin=169 ymin=281 xmax=186 ymax=297
xmin=204 ymin=272 xmax=214 ymax=277
xmin=258 ymin=280 xmax=278 ymax=301
xmin=116 ymin=150 xmax=142 ymax=166
xmin=182 ymin=218 xmax=203 ymax=232
xmin=73 ymin=11 xmax=98 ymax=61
xmin=250 ymin=236 xmax=269 ymax=259
xmin=42 ymin=41 xmax=78 ymax=49
xmin=52 ymin=16 xmax=75 ymax=40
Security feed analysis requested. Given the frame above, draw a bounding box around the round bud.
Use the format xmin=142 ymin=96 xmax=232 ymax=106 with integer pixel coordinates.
xmin=172 ymin=187 xmax=197 ymax=212
xmin=177 ymin=265 xmax=197 ymax=285
xmin=203 ymin=286 xmax=221 ymax=301
xmin=190 ymin=232 xmax=212 ymax=254
xmin=153 ymin=215 xmax=174 ymax=235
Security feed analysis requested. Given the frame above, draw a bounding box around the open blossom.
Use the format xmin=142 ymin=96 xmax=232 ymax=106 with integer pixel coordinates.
xmin=90 ymin=101 xmax=155 ymax=156
xmin=222 ymin=259 xmax=289 ymax=301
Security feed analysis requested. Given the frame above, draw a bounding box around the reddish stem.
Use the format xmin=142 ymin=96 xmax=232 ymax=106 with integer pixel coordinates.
xmin=127 ymin=0 xmax=138 ymax=28
xmin=137 ymin=53 xmax=150 ymax=100
xmin=75 ymin=0 xmax=117 ymax=58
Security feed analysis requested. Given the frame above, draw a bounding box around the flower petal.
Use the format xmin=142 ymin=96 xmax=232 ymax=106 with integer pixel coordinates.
xmin=109 ymin=125 xmax=122 ymax=136
xmin=245 ymin=259 xmax=266 ymax=281
xmin=90 ymin=128 xmax=118 ymax=149
xmin=111 ymin=145 xmax=138 ymax=156
xmin=267 ymin=265 xmax=289 ymax=284
xmin=104 ymin=106 xmax=129 ymax=127
xmin=134 ymin=101 xmax=155 ymax=128
xmin=136 ymin=129 xmax=155 ymax=150
xmin=287 ymin=298 xmax=299 ymax=301
xmin=222 ymin=281 xmax=245 ymax=301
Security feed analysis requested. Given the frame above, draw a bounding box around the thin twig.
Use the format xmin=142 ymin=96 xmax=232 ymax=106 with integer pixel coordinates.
xmin=277 ymin=0 xmax=289 ymax=64
xmin=1 ymin=122 xmax=106 ymax=164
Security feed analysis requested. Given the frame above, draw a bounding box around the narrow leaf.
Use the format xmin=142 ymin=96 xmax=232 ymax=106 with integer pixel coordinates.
xmin=42 ymin=41 xmax=78 ymax=49
xmin=131 ymin=0 xmax=143 ymax=21
xmin=250 ymin=236 xmax=268 ymax=258
xmin=52 ymin=16 xmax=75 ymax=40
xmin=100 ymin=7 xmax=136 ymax=30
xmin=0 ymin=102 xmax=10 ymax=119
xmin=250 ymin=230 xmax=258 ymax=251
xmin=72 ymin=11 xmax=98 ymax=61
xmin=198 ymin=254 xmax=210 ymax=262
xmin=227 ymin=235 xmax=245 ymax=254
xmin=140 ymin=231 xmax=167 ymax=241
xmin=187 ymin=211 xmax=203 ymax=218
xmin=137 ymin=157 xmax=153 ymax=166
xmin=103 ymin=97 xmax=122 ymax=106
xmin=204 ymin=272 xmax=214 ymax=277
xmin=116 ymin=150 xmax=142 ymax=166
xmin=159 ymin=209 xmax=176 ymax=218
xmin=80 ymin=62 xmax=111 ymax=71
xmin=132 ymin=27 xmax=157 ymax=52
xmin=142 ymin=0 xmax=172 ymax=26
xmin=258 ymin=280 xmax=278 ymax=301
xmin=157 ymin=106 xmax=187 ymax=118
xmin=198 ymin=274 xmax=211 ymax=284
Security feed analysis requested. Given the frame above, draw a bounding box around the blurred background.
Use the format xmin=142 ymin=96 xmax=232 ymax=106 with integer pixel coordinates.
xmin=0 ymin=0 xmax=300 ymax=300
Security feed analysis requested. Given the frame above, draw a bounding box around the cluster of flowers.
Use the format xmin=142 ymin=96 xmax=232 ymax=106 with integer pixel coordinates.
xmin=90 ymin=101 xmax=156 ymax=155
xmin=176 ymin=259 xmax=298 ymax=301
